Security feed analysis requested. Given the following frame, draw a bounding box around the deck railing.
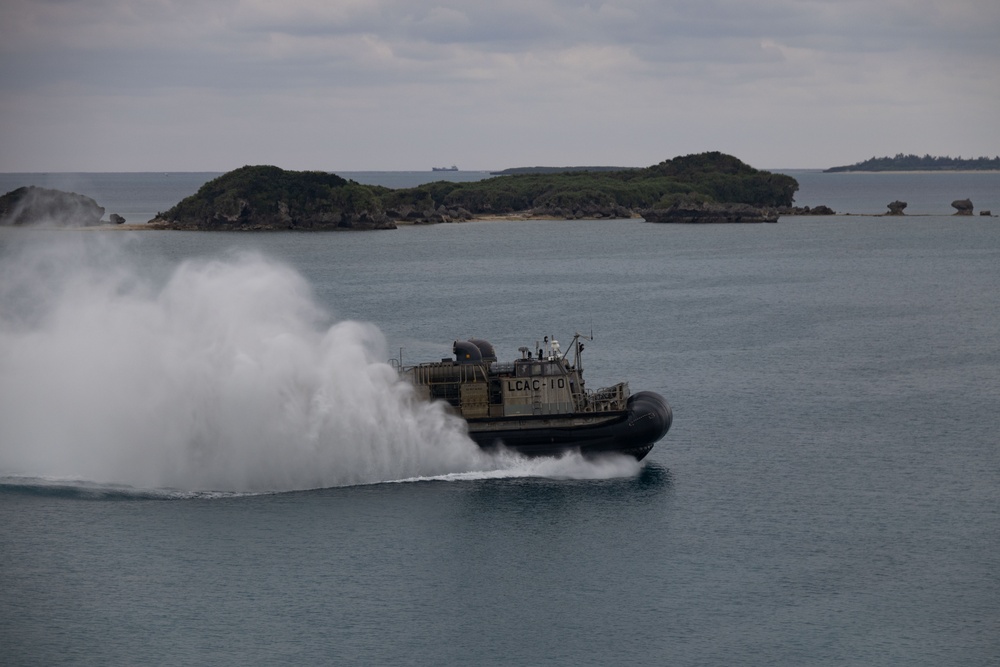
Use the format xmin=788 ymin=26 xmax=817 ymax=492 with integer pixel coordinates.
xmin=588 ymin=382 xmax=630 ymax=411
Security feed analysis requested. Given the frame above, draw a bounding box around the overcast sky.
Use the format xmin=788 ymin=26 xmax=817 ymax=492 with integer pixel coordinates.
xmin=1 ymin=0 xmax=997 ymax=172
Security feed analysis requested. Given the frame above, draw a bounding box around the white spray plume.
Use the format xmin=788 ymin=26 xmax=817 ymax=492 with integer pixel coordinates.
xmin=0 ymin=236 xmax=640 ymax=492
xmin=0 ymin=186 xmax=105 ymax=227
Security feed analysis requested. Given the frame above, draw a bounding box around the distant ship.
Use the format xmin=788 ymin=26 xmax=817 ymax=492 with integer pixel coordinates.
xmin=398 ymin=334 xmax=672 ymax=460
xmin=432 ymin=165 xmax=459 ymax=171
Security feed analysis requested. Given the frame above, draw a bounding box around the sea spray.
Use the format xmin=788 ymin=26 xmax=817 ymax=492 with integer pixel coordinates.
xmin=0 ymin=236 xmax=490 ymax=491
xmin=0 ymin=235 xmax=641 ymax=492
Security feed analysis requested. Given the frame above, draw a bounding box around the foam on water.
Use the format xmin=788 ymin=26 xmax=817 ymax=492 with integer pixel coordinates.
xmin=392 ymin=450 xmax=642 ymax=483
xmin=0 ymin=236 xmax=641 ymax=493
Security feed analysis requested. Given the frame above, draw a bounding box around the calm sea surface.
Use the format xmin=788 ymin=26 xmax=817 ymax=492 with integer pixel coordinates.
xmin=1 ymin=171 xmax=998 ymax=666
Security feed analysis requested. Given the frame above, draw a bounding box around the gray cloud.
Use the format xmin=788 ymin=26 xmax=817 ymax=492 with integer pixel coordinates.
xmin=1 ymin=0 xmax=997 ymax=170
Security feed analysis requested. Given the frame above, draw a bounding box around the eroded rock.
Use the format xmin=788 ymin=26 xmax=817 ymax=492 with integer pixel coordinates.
xmin=952 ymin=199 xmax=974 ymax=215
xmin=886 ymin=201 xmax=907 ymax=215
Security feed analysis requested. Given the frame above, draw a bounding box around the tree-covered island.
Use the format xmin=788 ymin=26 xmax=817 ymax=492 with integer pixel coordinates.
xmin=149 ymin=166 xmax=394 ymax=231
xmin=825 ymin=154 xmax=1000 ymax=172
xmin=145 ymin=152 xmax=799 ymax=230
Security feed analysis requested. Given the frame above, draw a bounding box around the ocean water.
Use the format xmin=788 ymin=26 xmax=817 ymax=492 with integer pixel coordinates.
xmin=784 ymin=169 xmax=1000 ymax=216
xmin=1 ymin=172 xmax=999 ymax=665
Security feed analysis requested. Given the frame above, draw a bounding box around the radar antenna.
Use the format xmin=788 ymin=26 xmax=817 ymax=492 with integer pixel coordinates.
xmin=570 ymin=330 xmax=593 ymax=369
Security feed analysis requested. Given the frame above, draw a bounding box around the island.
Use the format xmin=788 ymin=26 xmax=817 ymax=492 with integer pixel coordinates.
xmin=150 ymin=166 xmax=395 ymax=230
xmin=383 ymin=152 xmax=798 ymax=224
xmin=142 ymin=152 xmax=801 ymax=230
xmin=825 ymin=154 xmax=1000 ymax=172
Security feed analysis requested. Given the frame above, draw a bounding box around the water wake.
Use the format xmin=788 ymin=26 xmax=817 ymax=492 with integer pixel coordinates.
xmin=0 ymin=475 xmax=251 ymax=500
xmin=392 ymin=451 xmax=642 ymax=483
xmin=0 ymin=237 xmax=640 ymax=493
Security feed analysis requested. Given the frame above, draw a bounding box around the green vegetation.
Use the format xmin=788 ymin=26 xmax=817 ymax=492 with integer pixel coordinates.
xmin=383 ymin=152 xmax=798 ymax=215
xmin=825 ymin=154 xmax=1000 ymax=172
xmin=157 ymin=165 xmax=383 ymax=225
xmin=151 ymin=153 xmax=798 ymax=229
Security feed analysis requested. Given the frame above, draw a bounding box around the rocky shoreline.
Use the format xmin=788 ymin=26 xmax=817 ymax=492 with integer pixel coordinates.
xmin=641 ymin=202 xmax=779 ymax=223
xmin=148 ymin=206 xmax=396 ymax=231
xmin=383 ymin=199 xmax=839 ymax=225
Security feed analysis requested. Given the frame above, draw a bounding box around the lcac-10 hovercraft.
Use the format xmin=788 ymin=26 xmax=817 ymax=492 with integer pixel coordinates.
xmin=398 ymin=334 xmax=672 ymax=460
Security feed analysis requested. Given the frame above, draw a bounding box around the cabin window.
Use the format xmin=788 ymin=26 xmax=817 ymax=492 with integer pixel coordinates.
xmin=515 ymin=362 xmax=545 ymax=378
xmin=514 ymin=361 xmax=569 ymax=378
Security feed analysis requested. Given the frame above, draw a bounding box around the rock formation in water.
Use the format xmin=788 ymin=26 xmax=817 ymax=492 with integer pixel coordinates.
xmin=0 ymin=186 xmax=105 ymax=226
xmin=886 ymin=201 xmax=907 ymax=215
xmin=951 ymin=199 xmax=974 ymax=215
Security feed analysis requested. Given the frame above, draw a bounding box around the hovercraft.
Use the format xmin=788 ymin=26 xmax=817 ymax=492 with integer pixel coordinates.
xmin=399 ymin=334 xmax=671 ymax=460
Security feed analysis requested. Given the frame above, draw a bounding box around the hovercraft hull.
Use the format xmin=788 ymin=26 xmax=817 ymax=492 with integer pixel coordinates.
xmin=466 ymin=391 xmax=672 ymax=461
